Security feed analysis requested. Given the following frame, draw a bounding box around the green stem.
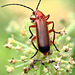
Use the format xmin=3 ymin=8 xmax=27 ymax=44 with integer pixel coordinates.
xmin=12 ymin=46 xmax=25 ymax=51
xmin=61 ymin=60 xmax=68 ymax=63
xmin=14 ymin=61 xmax=29 ymax=68
xmin=14 ymin=40 xmax=31 ymax=49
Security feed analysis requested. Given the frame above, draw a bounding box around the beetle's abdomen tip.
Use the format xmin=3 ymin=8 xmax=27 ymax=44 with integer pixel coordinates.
xmin=39 ymin=46 xmax=50 ymax=54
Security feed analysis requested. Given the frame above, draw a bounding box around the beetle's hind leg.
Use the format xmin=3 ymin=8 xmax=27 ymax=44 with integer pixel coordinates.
xmin=30 ymin=36 xmax=38 ymax=59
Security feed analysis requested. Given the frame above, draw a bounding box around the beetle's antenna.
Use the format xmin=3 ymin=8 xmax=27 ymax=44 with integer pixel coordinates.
xmin=36 ymin=0 xmax=41 ymax=10
xmin=1 ymin=4 xmax=34 ymax=11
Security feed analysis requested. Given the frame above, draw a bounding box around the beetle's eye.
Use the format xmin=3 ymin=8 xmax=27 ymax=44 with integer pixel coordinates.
xmin=33 ymin=11 xmax=35 ymax=15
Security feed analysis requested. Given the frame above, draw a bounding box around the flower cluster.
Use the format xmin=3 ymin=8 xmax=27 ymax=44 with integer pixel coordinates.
xmin=4 ymin=21 xmax=75 ymax=75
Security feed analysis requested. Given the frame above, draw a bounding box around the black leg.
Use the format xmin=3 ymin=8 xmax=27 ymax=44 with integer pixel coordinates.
xmin=29 ymin=25 xmax=36 ymax=39
xmin=53 ymin=31 xmax=60 ymax=51
xmin=55 ymin=31 xmax=60 ymax=34
xmin=50 ymin=22 xmax=60 ymax=51
xmin=30 ymin=36 xmax=38 ymax=59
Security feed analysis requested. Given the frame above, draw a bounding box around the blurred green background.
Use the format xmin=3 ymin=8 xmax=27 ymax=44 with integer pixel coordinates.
xmin=0 ymin=0 xmax=75 ymax=75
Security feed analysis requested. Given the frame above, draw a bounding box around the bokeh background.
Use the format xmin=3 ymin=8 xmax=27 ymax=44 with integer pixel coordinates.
xmin=0 ymin=0 xmax=75 ymax=75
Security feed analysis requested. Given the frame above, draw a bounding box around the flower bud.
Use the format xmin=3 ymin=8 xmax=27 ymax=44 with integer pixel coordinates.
xmin=16 ymin=45 xmax=22 ymax=51
xmin=63 ymin=46 xmax=70 ymax=52
xmin=24 ymin=67 xmax=28 ymax=73
xmin=21 ymin=28 xmax=27 ymax=36
xmin=9 ymin=58 xmax=16 ymax=64
xmin=5 ymin=43 xmax=12 ymax=49
xmin=20 ymin=56 xmax=28 ymax=61
xmin=66 ymin=36 xmax=71 ymax=41
xmin=34 ymin=66 xmax=38 ymax=70
xmin=69 ymin=57 xmax=75 ymax=65
xmin=5 ymin=66 xmax=14 ymax=73
xmin=66 ymin=64 xmax=70 ymax=72
xmin=8 ymin=35 xmax=14 ymax=44
xmin=55 ymin=57 xmax=62 ymax=62
xmin=43 ymin=67 xmax=48 ymax=73
xmin=60 ymin=27 xmax=67 ymax=35
xmin=54 ymin=62 xmax=60 ymax=70
xmin=48 ymin=59 xmax=55 ymax=63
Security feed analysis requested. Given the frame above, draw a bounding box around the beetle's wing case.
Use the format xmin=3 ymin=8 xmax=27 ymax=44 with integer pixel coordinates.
xmin=36 ymin=18 xmax=50 ymax=53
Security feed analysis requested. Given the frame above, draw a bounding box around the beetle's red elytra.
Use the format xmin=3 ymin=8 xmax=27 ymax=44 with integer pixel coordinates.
xmin=1 ymin=0 xmax=61 ymax=58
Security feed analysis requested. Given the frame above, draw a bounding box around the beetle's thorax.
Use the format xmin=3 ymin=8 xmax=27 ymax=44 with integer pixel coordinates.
xmin=35 ymin=10 xmax=45 ymax=19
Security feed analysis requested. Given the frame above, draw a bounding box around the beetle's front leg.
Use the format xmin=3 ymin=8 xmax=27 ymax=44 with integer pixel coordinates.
xmin=45 ymin=15 xmax=50 ymax=20
xmin=30 ymin=18 xmax=36 ymax=21
xmin=29 ymin=25 xmax=36 ymax=39
xmin=30 ymin=36 xmax=38 ymax=58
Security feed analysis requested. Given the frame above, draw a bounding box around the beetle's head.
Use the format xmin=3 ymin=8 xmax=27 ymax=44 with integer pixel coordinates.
xmin=32 ymin=10 xmax=45 ymax=19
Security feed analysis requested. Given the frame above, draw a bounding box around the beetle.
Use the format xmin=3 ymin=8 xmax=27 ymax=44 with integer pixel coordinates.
xmin=1 ymin=0 xmax=60 ymax=58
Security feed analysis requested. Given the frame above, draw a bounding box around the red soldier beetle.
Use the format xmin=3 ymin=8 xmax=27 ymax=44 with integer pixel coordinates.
xmin=1 ymin=0 xmax=61 ymax=58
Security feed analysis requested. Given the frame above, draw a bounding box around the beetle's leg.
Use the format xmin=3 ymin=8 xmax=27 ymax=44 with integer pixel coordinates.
xmin=29 ymin=25 xmax=36 ymax=39
xmin=47 ymin=21 xmax=53 ymax=25
xmin=48 ymin=29 xmax=54 ymax=33
xmin=48 ymin=22 xmax=60 ymax=51
xmin=30 ymin=18 xmax=36 ymax=20
xmin=52 ymin=31 xmax=59 ymax=51
xmin=30 ymin=36 xmax=38 ymax=59
xmin=48 ymin=29 xmax=60 ymax=34
xmin=47 ymin=21 xmax=60 ymax=34
xmin=45 ymin=15 xmax=50 ymax=20
xmin=54 ymin=31 xmax=60 ymax=34
xmin=48 ymin=29 xmax=59 ymax=51
xmin=47 ymin=21 xmax=54 ymax=29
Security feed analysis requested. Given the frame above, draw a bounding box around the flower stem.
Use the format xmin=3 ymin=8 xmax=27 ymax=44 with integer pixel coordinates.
xmin=14 ymin=40 xmax=31 ymax=49
xmin=14 ymin=61 xmax=29 ymax=68
xmin=61 ymin=60 xmax=68 ymax=63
